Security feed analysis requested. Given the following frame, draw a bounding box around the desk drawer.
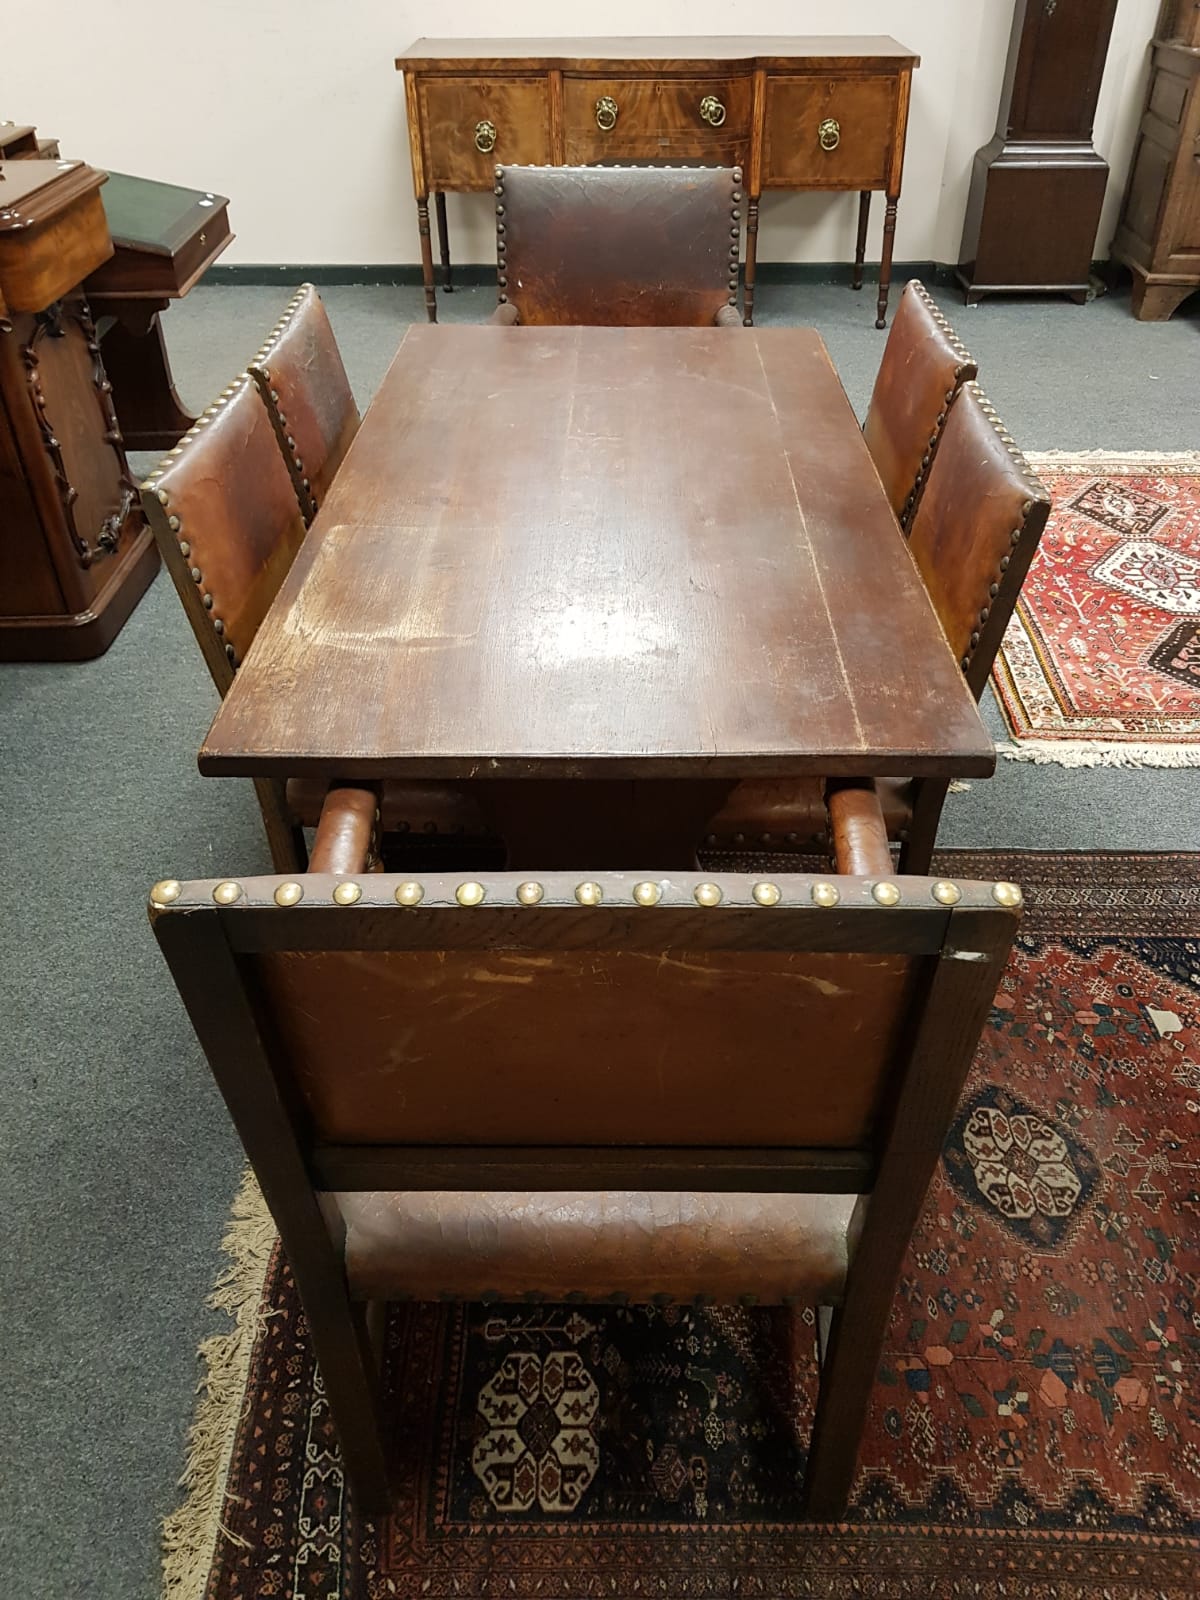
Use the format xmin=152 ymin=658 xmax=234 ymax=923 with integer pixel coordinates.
xmin=564 ymin=76 xmax=752 ymax=166
xmin=764 ymin=75 xmax=898 ymax=189
xmin=419 ymin=78 xmax=550 ymax=189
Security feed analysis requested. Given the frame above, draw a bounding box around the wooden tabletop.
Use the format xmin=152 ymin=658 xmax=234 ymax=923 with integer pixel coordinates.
xmin=200 ymin=326 xmax=994 ymax=783
xmin=397 ymin=37 xmax=920 ymax=71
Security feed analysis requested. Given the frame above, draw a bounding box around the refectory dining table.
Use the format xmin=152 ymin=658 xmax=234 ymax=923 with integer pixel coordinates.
xmin=199 ymin=324 xmax=995 ymax=867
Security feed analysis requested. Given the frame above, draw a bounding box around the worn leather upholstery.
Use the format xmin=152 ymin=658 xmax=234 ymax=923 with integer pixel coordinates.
xmin=249 ymin=284 xmax=360 ymax=525
xmin=907 ymin=382 xmax=1051 ymax=700
xmin=284 ymin=777 xmax=492 ymax=839
xmin=701 ymin=776 xmax=911 ymax=852
xmin=491 ymin=165 xmax=743 ymax=327
xmin=335 ymin=1190 xmax=855 ymax=1304
xmin=141 ymin=378 xmax=306 ymax=692
xmin=862 ymin=280 xmax=977 ymax=529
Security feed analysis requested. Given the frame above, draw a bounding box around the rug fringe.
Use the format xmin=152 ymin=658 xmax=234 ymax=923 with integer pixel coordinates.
xmin=997 ymin=739 xmax=1200 ymax=769
xmin=161 ymin=1169 xmax=276 ymax=1600
xmin=1027 ymin=449 xmax=1200 ymax=466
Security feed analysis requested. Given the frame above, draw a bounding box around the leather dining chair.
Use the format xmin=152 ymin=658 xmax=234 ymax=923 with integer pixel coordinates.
xmin=703 ymin=382 xmax=1051 ymax=871
xmin=151 ymin=779 xmax=1021 ymax=1520
xmin=248 ymin=284 xmax=360 ymax=527
xmin=140 ymin=380 xmax=496 ymax=873
xmin=862 ymin=280 xmax=977 ymax=530
xmin=488 ymin=164 xmax=745 ymax=327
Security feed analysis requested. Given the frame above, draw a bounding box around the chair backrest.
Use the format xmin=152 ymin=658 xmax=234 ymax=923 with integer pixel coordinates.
xmin=152 ymin=863 xmax=1018 ymax=1200
xmin=141 ymin=377 xmax=307 ymax=694
xmin=494 ymin=164 xmax=742 ymax=326
xmin=907 ymin=382 xmax=1052 ymax=701
xmin=862 ymin=280 xmax=978 ymax=529
xmin=248 ymin=284 xmax=360 ymax=526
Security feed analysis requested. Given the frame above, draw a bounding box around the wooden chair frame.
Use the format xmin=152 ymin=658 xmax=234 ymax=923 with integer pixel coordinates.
xmin=151 ymin=788 xmax=1019 ymax=1519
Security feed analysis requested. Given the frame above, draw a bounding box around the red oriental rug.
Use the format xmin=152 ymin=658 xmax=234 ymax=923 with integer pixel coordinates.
xmin=163 ymin=852 xmax=1200 ymax=1599
xmin=992 ymin=452 xmax=1200 ymax=767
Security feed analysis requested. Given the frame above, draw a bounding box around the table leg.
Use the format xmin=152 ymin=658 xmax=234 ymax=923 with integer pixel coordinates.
xmin=897 ymin=779 xmax=948 ymax=875
xmin=416 ymin=196 xmax=437 ymax=323
xmin=92 ymin=300 xmax=195 ymax=452
xmin=876 ymin=193 xmax=899 ymax=329
xmin=853 ymin=192 xmax=871 ymax=292
xmin=434 ymin=191 xmax=453 ymax=292
xmin=743 ymin=194 xmax=760 ymax=327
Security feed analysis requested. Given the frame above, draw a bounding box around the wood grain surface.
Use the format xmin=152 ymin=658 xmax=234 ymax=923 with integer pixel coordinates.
xmin=201 ymin=326 xmax=993 ymax=783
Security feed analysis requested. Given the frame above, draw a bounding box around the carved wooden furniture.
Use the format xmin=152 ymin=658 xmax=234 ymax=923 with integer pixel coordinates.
xmin=0 ymin=158 xmax=158 ymax=660
xmin=707 ymin=382 xmax=1050 ymax=870
xmin=85 ymin=171 xmax=233 ymax=450
xmin=861 ymin=280 xmax=977 ymax=530
xmin=150 ymin=776 xmax=1022 ymax=1516
xmin=248 ymin=284 xmax=360 ymax=526
xmin=198 ymin=325 xmax=994 ymax=871
xmin=956 ymin=0 xmax=1119 ymax=304
xmin=487 ymin=165 xmax=743 ymax=327
xmin=142 ymin=372 xmax=494 ymax=870
xmin=395 ymin=37 xmax=919 ymax=328
xmin=1111 ymin=0 xmax=1200 ymax=321
xmin=0 ymin=121 xmax=59 ymax=159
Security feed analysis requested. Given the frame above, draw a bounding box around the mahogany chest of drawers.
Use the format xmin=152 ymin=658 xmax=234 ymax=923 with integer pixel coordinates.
xmin=396 ymin=36 xmax=919 ymax=326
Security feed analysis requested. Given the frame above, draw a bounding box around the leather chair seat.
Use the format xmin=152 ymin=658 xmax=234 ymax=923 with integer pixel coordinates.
xmin=334 ymin=1189 xmax=855 ymax=1305
xmin=703 ymin=777 xmax=913 ymax=851
xmin=286 ymin=778 xmax=493 ymax=837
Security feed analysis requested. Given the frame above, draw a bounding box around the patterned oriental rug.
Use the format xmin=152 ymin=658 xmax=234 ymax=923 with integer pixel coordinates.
xmin=992 ymin=452 xmax=1200 ymax=767
xmin=163 ymin=852 xmax=1200 ymax=1600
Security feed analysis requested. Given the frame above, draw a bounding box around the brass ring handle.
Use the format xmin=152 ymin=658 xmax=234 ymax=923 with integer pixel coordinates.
xmin=699 ymin=94 xmax=726 ymax=127
xmin=818 ymin=118 xmax=841 ymax=152
xmin=595 ymin=95 xmax=619 ymax=132
xmin=474 ymin=120 xmax=497 ymax=154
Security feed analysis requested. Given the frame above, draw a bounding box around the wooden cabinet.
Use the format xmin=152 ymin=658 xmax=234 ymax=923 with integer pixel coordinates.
xmin=0 ymin=160 xmax=158 ymax=660
xmin=397 ymin=37 xmax=919 ymax=328
xmin=956 ymin=0 xmax=1119 ymax=304
xmin=1111 ymin=1 xmax=1200 ymax=320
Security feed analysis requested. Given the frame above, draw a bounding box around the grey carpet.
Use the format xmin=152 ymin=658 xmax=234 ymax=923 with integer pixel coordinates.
xmin=1 ymin=277 xmax=1197 ymax=1600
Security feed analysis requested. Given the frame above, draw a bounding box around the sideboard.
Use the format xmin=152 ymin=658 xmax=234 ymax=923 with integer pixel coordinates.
xmin=395 ymin=37 xmax=919 ymax=327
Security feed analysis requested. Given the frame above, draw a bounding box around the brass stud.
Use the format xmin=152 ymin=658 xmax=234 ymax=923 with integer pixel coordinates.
xmin=872 ymin=882 xmax=902 ymax=906
xmin=213 ymin=880 xmax=242 ymax=906
xmin=516 ymin=881 xmax=544 ymax=905
xmin=811 ymin=881 xmax=840 ymax=907
xmin=752 ymin=882 xmax=781 ymax=906
xmin=333 ymin=881 xmax=362 ymax=906
xmin=168 ymin=515 xmax=180 ymax=531
xmin=156 ymin=488 xmax=169 ymax=505
xmin=694 ymin=882 xmax=722 ymax=907
xmin=992 ymin=881 xmax=1023 ymax=908
xmin=178 ymin=540 xmax=190 ymax=557
xmin=274 ymin=881 xmax=303 ymax=907
xmin=932 ymin=881 xmax=961 ymax=906
xmin=575 ymin=881 xmax=602 ymax=906
xmin=633 ymin=880 xmax=661 ymax=906
xmin=150 ymin=878 xmax=182 ymax=906
xmin=456 ymin=881 xmax=485 ymax=906
xmin=395 ymin=881 xmax=424 ymax=906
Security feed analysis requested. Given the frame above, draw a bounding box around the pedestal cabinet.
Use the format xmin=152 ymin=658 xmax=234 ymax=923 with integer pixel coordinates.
xmin=396 ymin=37 xmax=919 ymax=328
xmin=0 ymin=160 xmax=157 ymax=660
xmin=1111 ymin=0 xmax=1200 ymax=321
xmin=957 ymin=0 xmax=1119 ymax=304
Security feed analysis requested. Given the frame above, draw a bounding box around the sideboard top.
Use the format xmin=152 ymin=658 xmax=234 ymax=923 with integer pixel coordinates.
xmin=396 ymin=36 xmax=921 ymax=72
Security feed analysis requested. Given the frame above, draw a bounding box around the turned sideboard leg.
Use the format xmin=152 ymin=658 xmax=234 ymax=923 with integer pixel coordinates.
xmin=743 ymin=194 xmax=761 ymax=326
xmin=853 ymin=191 xmax=871 ymax=291
xmin=876 ymin=193 xmax=899 ymax=328
xmin=434 ymin=191 xmax=453 ymax=292
xmin=416 ymin=196 xmax=438 ymax=323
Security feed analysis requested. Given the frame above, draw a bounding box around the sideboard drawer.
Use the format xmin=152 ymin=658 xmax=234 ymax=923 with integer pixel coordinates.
xmin=419 ymin=78 xmax=550 ymax=189
xmin=564 ymin=76 xmax=752 ymax=166
xmin=763 ymin=75 xmax=898 ymax=189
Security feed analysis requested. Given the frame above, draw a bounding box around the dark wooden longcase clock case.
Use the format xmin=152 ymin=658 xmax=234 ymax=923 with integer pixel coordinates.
xmin=957 ymin=0 xmax=1119 ymax=304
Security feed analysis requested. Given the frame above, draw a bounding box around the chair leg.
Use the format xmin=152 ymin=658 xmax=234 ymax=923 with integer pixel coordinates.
xmin=897 ymin=778 xmax=948 ymax=875
xmin=253 ymin=777 xmax=308 ymax=873
xmin=802 ymin=1290 xmax=890 ymax=1518
xmin=305 ymin=1295 xmax=393 ymax=1515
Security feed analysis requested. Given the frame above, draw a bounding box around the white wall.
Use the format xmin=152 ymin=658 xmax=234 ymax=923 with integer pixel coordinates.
xmin=5 ymin=0 xmax=1160 ymax=266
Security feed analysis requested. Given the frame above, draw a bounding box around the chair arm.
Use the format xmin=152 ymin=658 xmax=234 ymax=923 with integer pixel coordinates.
xmin=827 ymin=783 xmax=892 ymax=877
xmin=489 ymin=303 xmax=520 ymax=326
xmin=713 ymin=305 xmax=744 ymax=328
xmin=309 ymin=786 xmax=379 ymax=875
